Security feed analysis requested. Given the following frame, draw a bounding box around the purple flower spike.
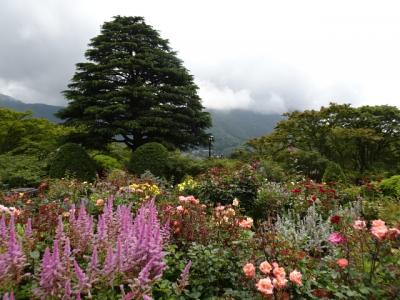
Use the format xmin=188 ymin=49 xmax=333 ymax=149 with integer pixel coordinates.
xmin=25 ymin=218 xmax=33 ymax=239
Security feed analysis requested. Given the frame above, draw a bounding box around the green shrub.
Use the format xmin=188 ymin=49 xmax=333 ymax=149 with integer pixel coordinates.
xmin=202 ymin=158 xmax=242 ymax=170
xmin=165 ymin=152 xmax=204 ymax=183
xmin=276 ymin=149 xmax=329 ymax=181
xmin=322 ymin=162 xmax=346 ymax=183
xmin=92 ymin=154 xmax=123 ymax=173
xmin=379 ymin=175 xmax=400 ymax=198
xmin=341 ymin=186 xmax=362 ymax=204
xmin=48 ymin=143 xmax=97 ymax=182
xmin=128 ymin=142 xmax=169 ymax=177
xmin=253 ymin=182 xmax=291 ymax=220
xmin=258 ymin=159 xmax=285 ymax=182
xmin=0 ymin=153 xmax=46 ymax=187
xmin=195 ymin=164 xmax=260 ymax=215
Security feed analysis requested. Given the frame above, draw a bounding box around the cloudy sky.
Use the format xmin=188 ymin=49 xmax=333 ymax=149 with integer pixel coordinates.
xmin=1 ymin=0 xmax=400 ymax=114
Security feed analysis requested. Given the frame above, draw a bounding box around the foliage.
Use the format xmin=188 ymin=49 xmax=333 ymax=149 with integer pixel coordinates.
xmin=48 ymin=143 xmax=97 ymax=182
xmin=379 ymin=175 xmax=400 ymax=198
xmin=253 ymin=182 xmax=291 ymax=220
xmin=257 ymin=159 xmax=285 ymax=182
xmin=58 ymin=16 xmax=211 ymax=151
xmin=277 ymin=149 xmax=329 ymax=181
xmin=165 ymin=152 xmax=203 ymax=183
xmin=246 ymin=103 xmax=400 ymax=180
xmin=128 ymin=142 xmax=169 ymax=177
xmin=322 ymin=161 xmax=346 ymax=183
xmin=0 ymin=154 xmax=47 ymax=187
xmin=92 ymin=154 xmax=123 ymax=173
xmin=194 ymin=163 xmax=260 ymax=215
xmin=47 ymin=178 xmax=92 ymax=203
xmin=0 ymin=108 xmax=69 ymax=156
xmin=1 ymin=157 xmax=400 ymax=299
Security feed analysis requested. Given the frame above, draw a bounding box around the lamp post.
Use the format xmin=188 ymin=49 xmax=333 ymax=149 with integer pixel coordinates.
xmin=208 ymin=135 xmax=214 ymax=158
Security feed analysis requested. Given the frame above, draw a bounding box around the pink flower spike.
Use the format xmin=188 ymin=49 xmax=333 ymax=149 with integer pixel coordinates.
xmin=25 ymin=218 xmax=32 ymax=238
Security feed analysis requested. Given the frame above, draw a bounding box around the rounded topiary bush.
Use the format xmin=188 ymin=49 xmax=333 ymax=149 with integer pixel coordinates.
xmin=379 ymin=175 xmax=400 ymax=198
xmin=128 ymin=142 xmax=169 ymax=177
xmin=49 ymin=143 xmax=97 ymax=182
xmin=93 ymin=154 xmax=123 ymax=173
xmin=322 ymin=162 xmax=346 ymax=183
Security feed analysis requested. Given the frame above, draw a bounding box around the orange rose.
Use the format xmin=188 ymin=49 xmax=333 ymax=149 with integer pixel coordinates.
xmin=259 ymin=261 xmax=272 ymax=274
xmin=243 ymin=263 xmax=256 ymax=278
xmin=289 ymin=270 xmax=302 ymax=286
xmin=255 ymin=277 xmax=274 ymax=295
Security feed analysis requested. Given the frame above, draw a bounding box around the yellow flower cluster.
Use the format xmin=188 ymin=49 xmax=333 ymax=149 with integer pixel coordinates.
xmin=177 ymin=177 xmax=198 ymax=192
xmin=129 ymin=182 xmax=161 ymax=199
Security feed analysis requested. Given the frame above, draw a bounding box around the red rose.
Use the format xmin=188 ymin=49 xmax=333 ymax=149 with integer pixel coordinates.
xmin=330 ymin=215 xmax=341 ymax=224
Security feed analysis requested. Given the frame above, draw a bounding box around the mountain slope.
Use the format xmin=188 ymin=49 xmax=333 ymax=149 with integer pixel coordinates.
xmin=0 ymin=94 xmax=62 ymax=123
xmin=0 ymin=93 xmax=282 ymax=154
xmin=207 ymin=109 xmax=282 ymax=154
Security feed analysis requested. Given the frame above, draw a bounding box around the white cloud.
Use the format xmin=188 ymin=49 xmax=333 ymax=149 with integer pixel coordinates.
xmin=1 ymin=0 xmax=400 ymax=112
xmin=197 ymin=80 xmax=253 ymax=111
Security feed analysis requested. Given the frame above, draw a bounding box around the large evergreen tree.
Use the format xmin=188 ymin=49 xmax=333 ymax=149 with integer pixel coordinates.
xmin=58 ymin=16 xmax=211 ymax=150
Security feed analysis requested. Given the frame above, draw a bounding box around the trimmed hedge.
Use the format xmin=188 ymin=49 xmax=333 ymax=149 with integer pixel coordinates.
xmin=128 ymin=142 xmax=169 ymax=177
xmin=49 ymin=143 xmax=97 ymax=182
xmin=379 ymin=175 xmax=400 ymax=198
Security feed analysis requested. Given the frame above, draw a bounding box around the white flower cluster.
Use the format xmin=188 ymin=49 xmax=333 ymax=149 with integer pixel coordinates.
xmin=0 ymin=204 xmax=21 ymax=216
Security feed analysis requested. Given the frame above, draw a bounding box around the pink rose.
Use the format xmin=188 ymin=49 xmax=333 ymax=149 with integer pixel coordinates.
xmin=273 ymin=276 xmax=288 ymax=288
xmin=255 ymin=277 xmax=274 ymax=295
xmin=238 ymin=217 xmax=253 ymax=229
xmin=243 ymin=263 xmax=255 ymax=278
xmin=273 ymin=266 xmax=286 ymax=279
xmin=176 ymin=205 xmax=184 ymax=212
xmin=336 ymin=258 xmax=349 ymax=269
xmin=178 ymin=196 xmax=189 ymax=203
xmin=370 ymin=219 xmax=388 ymax=240
xmin=372 ymin=219 xmax=386 ymax=227
xmin=328 ymin=232 xmax=346 ymax=245
xmin=353 ymin=220 xmax=366 ymax=230
xmin=259 ymin=261 xmax=272 ymax=274
xmin=289 ymin=270 xmax=303 ymax=286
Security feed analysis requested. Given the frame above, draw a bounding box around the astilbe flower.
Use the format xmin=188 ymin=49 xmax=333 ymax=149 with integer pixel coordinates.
xmin=37 ymin=239 xmax=67 ymax=297
xmin=74 ymin=260 xmax=90 ymax=294
xmin=24 ymin=218 xmax=33 ymax=239
xmin=114 ymin=199 xmax=166 ymax=286
xmin=95 ymin=196 xmax=119 ymax=249
xmin=0 ymin=215 xmax=27 ymax=284
xmin=1 ymin=291 xmax=15 ymax=300
xmin=36 ymin=237 xmax=74 ymax=299
xmin=39 ymin=197 xmax=168 ymax=298
xmin=0 ymin=215 xmax=7 ymax=247
xmin=69 ymin=203 xmax=94 ymax=253
xmin=177 ymin=260 xmax=192 ymax=290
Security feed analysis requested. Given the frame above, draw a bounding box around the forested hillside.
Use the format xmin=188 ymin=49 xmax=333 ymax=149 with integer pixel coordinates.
xmin=0 ymin=94 xmax=281 ymax=154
